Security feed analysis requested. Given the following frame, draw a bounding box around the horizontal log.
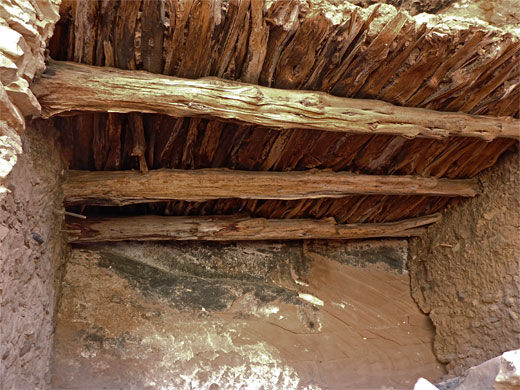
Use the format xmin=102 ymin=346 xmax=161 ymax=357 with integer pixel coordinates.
xmin=33 ymin=60 xmax=520 ymax=141
xmin=66 ymin=213 xmax=441 ymax=243
xmin=64 ymin=168 xmax=479 ymax=206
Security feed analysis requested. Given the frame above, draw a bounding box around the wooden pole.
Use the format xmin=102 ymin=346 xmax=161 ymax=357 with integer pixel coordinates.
xmin=64 ymin=168 xmax=479 ymax=206
xmin=32 ymin=60 xmax=520 ymax=141
xmin=66 ymin=213 xmax=441 ymax=243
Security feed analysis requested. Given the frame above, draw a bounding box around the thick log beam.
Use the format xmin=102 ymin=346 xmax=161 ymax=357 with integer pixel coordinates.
xmin=33 ymin=60 xmax=519 ymax=141
xmin=66 ymin=213 xmax=441 ymax=243
xmin=64 ymin=168 xmax=478 ymax=206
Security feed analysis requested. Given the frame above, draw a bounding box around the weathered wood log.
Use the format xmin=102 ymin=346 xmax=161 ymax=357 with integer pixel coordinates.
xmin=66 ymin=213 xmax=441 ymax=242
xmin=63 ymin=168 xmax=478 ymax=206
xmin=33 ymin=60 xmax=520 ymax=141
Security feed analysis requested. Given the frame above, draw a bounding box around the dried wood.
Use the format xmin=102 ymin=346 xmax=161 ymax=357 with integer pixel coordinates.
xmin=240 ymin=0 xmax=268 ymax=84
xmin=73 ymin=0 xmax=99 ymax=64
xmin=52 ymin=0 xmax=519 ymax=123
xmin=72 ymin=115 xmax=93 ymax=169
xmin=320 ymin=23 xmax=367 ymax=92
xmin=141 ymin=0 xmax=164 ymax=73
xmin=331 ymin=12 xmax=408 ymax=97
xmin=104 ymin=113 xmax=122 ymax=170
xmin=225 ymin=8 xmax=251 ymax=79
xmin=163 ymin=0 xmax=194 ymax=75
xmin=92 ymin=114 xmax=108 ymax=170
xmin=94 ymin=0 xmax=118 ymax=67
xmin=33 ymin=61 xmax=520 ymax=141
xmin=66 ymin=213 xmax=441 ymax=243
xmin=177 ymin=0 xmax=217 ymax=78
xmin=198 ymin=120 xmax=225 ymax=166
xmin=63 ymin=168 xmax=478 ymax=206
xmin=258 ymin=0 xmax=300 ymax=86
xmin=464 ymin=60 xmax=518 ymax=113
xmin=210 ymin=0 xmax=251 ymax=78
xmin=113 ymin=0 xmax=140 ymax=69
xmin=407 ymin=31 xmax=493 ymax=107
xmin=127 ymin=113 xmax=148 ymax=173
xmin=181 ymin=118 xmax=201 ymax=168
xmin=424 ymin=41 xmax=520 ymax=111
xmin=357 ymin=22 xmax=426 ymax=98
xmin=380 ymin=39 xmax=447 ymax=105
xmin=273 ymin=12 xmax=330 ymax=89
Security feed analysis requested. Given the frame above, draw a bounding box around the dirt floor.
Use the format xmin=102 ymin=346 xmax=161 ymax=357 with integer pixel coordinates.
xmin=52 ymin=240 xmax=445 ymax=389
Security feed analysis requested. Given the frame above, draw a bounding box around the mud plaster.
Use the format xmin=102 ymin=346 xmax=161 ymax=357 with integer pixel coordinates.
xmin=0 ymin=120 xmax=66 ymax=389
xmin=409 ymin=151 xmax=520 ymax=375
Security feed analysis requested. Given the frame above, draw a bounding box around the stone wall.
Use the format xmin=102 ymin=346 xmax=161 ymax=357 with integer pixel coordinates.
xmin=0 ymin=0 xmax=60 ymax=196
xmin=409 ymin=151 xmax=520 ymax=375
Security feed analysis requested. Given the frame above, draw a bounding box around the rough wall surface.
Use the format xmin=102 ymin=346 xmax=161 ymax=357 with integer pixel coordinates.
xmin=0 ymin=0 xmax=60 ymax=196
xmin=439 ymin=0 xmax=520 ymax=30
xmin=345 ymin=0 xmax=458 ymax=15
xmin=416 ymin=348 xmax=520 ymax=390
xmin=0 ymin=1 xmax=62 ymax=388
xmin=0 ymin=120 xmax=66 ymax=389
xmin=52 ymin=240 xmax=446 ymax=389
xmin=409 ymin=151 xmax=520 ymax=375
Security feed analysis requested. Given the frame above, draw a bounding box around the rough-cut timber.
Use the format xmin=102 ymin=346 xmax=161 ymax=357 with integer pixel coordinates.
xmin=66 ymin=213 xmax=441 ymax=242
xmin=33 ymin=61 xmax=520 ymax=141
xmin=63 ymin=168 xmax=479 ymax=206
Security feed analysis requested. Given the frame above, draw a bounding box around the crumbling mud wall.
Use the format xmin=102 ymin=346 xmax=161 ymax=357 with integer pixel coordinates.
xmin=0 ymin=1 xmax=61 ymax=388
xmin=409 ymin=151 xmax=520 ymax=375
xmin=52 ymin=240 xmax=446 ymax=389
xmin=0 ymin=120 xmax=66 ymax=389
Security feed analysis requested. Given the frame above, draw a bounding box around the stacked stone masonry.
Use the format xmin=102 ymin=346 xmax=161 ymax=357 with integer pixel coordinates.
xmin=0 ymin=0 xmax=60 ymax=191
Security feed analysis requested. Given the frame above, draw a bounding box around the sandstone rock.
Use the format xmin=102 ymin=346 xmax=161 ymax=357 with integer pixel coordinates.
xmin=426 ymin=350 xmax=520 ymax=390
xmin=0 ymin=84 xmax=25 ymax=132
xmin=495 ymin=350 xmax=520 ymax=390
xmin=0 ymin=25 xmax=25 ymax=60
xmin=0 ymin=0 xmax=60 ymax=186
xmin=0 ymin=120 xmax=22 ymax=150
xmin=5 ymin=77 xmax=41 ymax=115
xmin=0 ymin=135 xmax=20 ymax=179
xmin=453 ymin=356 xmax=501 ymax=390
xmin=0 ymin=54 xmax=18 ymax=85
xmin=0 ymin=1 xmax=38 ymax=44
xmin=32 ymin=0 xmax=61 ymax=39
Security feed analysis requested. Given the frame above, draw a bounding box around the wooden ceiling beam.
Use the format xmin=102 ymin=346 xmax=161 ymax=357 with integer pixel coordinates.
xmin=64 ymin=168 xmax=479 ymax=206
xmin=66 ymin=213 xmax=441 ymax=243
xmin=33 ymin=60 xmax=520 ymax=141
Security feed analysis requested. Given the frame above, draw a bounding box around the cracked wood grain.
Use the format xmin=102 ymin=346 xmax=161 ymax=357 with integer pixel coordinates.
xmin=66 ymin=213 xmax=442 ymax=243
xmin=63 ymin=168 xmax=479 ymax=206
xmin=33 ymin=60 xmax=520 ymax=141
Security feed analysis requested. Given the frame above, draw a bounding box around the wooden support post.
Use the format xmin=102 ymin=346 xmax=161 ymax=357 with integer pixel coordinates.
xmin=66 ymin=213 xmax=441 ymax=243
xmin=63 ymin=168 xmax=479 ymax=206
xmin=32 ymin=60 xmax=520 ymax=141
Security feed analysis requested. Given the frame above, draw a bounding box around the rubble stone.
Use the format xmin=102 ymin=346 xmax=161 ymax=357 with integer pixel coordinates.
xmin=495 ymin=349 xmax=520 ymax=390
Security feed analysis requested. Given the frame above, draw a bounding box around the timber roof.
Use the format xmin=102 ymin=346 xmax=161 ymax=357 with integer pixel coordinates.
xmin=47 ymin=0 xmax=519 ymax=226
